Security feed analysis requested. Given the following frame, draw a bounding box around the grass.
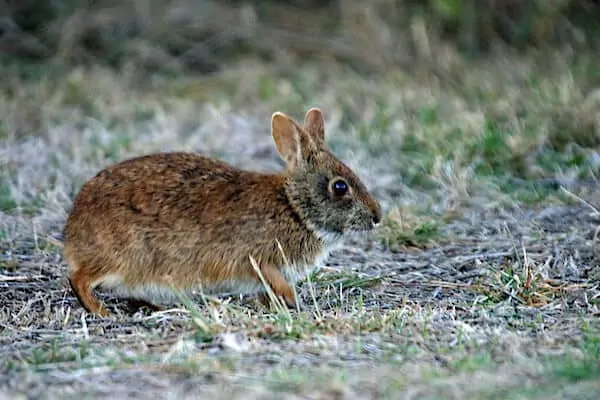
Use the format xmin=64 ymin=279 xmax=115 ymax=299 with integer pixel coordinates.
xmin=0 ymin=179 xmax=17 ymax=212
xmin=379 ymin=211 xmax=444 ymax=251
xmin=0 ymin=39 xmax=599 ymax=398
xmin=555 ymin=322 xmax=600 ymax=375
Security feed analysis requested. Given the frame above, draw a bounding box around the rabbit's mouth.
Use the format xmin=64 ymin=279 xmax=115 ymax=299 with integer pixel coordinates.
xmin=314 ymin=219 xmax=376 ymax=242
xmin=345 ymin=225 xmax=377 ymax=236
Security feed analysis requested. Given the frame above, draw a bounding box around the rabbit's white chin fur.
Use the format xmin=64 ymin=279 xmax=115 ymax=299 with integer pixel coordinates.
xmin=315 ymin=230 xmax=345 ymax=247
xmin=281 ymin=233 xmax=345 ymax=285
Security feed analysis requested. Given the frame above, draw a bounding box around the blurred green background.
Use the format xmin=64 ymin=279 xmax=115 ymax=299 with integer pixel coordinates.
xmin=1 ymin=0 xmax=598 ymax=74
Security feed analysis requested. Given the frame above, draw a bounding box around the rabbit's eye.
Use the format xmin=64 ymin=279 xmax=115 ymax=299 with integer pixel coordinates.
xmin=331 ymin=179 xmax=349 ymax=196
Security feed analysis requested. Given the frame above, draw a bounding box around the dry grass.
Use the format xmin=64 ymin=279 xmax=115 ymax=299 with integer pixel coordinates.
xmin=1 ymin=45 xmax=600 ymax=398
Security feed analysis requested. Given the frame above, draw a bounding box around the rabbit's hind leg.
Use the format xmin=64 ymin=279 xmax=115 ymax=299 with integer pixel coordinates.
xmin=68 ymin=266 xmax=110 ymax=317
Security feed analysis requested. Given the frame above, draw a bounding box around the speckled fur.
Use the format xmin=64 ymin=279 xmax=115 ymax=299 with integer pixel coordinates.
xmin=63 ymin=108 xmax=381 ymax=316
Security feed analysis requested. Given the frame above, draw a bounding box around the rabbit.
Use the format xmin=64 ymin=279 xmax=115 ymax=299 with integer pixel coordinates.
xmin=63 ymin=107 xmax=382 ymax=316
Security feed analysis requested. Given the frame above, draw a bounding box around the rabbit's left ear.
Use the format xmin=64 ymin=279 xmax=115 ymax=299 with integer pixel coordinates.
xmin=303 ymin=108 xmax=325 ymax=143
xmin=272 ymin=112 xmax=316 ymax=170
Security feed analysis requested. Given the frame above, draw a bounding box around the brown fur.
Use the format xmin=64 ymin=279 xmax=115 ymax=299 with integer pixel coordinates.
xmin=63 ymin=108 xmax=381 ymax=316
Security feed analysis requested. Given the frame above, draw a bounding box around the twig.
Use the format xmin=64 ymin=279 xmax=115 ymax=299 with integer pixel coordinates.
xmin=560 ymin=185 xmax=600 ymax=217
xmin=0 ymin=275 xmax=43 ymax=282
xmin=449 ymin=251 xmax=513 ymax=266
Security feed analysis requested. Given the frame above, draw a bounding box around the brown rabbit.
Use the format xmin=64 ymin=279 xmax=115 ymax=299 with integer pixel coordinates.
xmin=63 ymin=108 xmax=381 ymax=316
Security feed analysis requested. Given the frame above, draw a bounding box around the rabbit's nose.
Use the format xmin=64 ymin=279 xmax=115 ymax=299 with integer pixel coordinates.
xmin=372 ymin=206 xmax=382 ymax=226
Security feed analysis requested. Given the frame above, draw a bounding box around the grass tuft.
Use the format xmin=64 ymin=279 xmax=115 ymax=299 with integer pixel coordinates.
xmin=378 ymin=208 xmax=444 ymax=251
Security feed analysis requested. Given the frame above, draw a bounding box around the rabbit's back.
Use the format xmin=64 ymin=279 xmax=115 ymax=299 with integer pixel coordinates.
xmin=67 ymin=152 xmax=288 ymax=235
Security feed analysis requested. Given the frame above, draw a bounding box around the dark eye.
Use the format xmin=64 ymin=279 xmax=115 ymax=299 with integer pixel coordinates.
xmin=331 ymin=179 xmax=349 ymax=196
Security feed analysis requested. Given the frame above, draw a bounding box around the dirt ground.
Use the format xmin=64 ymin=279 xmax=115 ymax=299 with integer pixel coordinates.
xmin=1 ymin=178 xmax=599 ymax=398
xmin=0 ymin=56 xmax=599 ymax=398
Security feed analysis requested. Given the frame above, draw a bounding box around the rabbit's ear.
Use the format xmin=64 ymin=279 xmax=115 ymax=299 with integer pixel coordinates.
xmin=304 ymin=108 xmax=325 ymax=142
xmin=272 ymin=112 xmax=315 ymax=169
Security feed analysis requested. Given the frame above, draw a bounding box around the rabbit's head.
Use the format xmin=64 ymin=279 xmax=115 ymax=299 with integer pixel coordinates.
xmin=272 ymin=108 xmax=382 ymax=242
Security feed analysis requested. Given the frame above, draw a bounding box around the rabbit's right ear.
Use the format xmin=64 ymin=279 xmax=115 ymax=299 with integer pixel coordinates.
xmin=303 ymin=108 xmax=325 ymax=143
xmin=272 ymin=112 xmax=315 ymax=170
